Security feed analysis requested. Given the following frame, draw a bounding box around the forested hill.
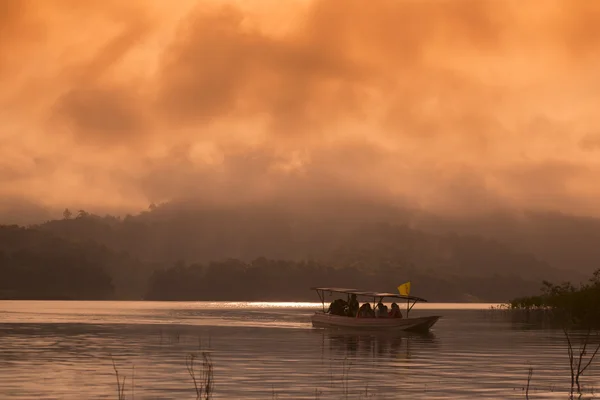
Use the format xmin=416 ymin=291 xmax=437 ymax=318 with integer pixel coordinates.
xmin=35 ymin=204 xmax=565 ymax=281
xmin=412 ymin=210 xmax=600 ymax=279
xmin=2 ymin=201 xmax=592 ymax=301
xmin=0 ymin=218 xmax=546 ymax=301
xmin=35 ymin=203 xmax=600 ymax=281
xmin=0 ymin=225 xmax=115 ymax=300
xmin=0 ymin=225 xmax=151 ymax=300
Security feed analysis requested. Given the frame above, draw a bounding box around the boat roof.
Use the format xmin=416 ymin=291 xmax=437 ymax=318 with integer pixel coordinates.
xmin=310 ymin=287 xmax=428 ymax=302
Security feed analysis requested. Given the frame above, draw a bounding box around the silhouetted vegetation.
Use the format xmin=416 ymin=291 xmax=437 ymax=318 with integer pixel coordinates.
xmin=0 ymin=202 xmax=585 ymax=301
xmin=0 ymin=225 xmax=114 ymax=299
xmin=417 ymin=210 xmax=600 ymax=278
xmin=508 ymin=270 xmax=600 ymax=397
xmin=510 ymin=270 xmax=600 ymax=326
xmin=35 ymin=203 xmax=562 ymax=281
xmin=145 ymin=257 xmax=542 ymax=302
xmin=0 ymin=221 xmax=166 ymax=300
xmin=186 ymin=352 xmax=214 ymax=400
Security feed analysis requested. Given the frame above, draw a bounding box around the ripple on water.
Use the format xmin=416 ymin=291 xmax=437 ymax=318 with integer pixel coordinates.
xmin=0 ymin=302 xmax=596 ymax=399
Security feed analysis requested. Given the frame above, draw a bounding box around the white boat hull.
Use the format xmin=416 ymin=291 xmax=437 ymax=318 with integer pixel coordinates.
xmin=311 ymin=312 xmax=440 ymax=332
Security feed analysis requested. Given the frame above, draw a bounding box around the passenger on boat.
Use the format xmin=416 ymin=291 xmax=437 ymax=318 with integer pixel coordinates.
xmin=347 ymin=294 xmax=359 ymax=317
xmin=328 ymin=298 xmax=348 ymax=316
xmin=375 ymin=302 xmax=388 ymax=318
xmin=357 ymin=303 xmax=375 ymax=318
xmin=388 ymin=302 xmax=403 ymax=318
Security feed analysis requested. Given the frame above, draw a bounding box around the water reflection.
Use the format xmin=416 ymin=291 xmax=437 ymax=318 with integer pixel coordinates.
xmin=321 ymin=330 xmax=438 ymax=360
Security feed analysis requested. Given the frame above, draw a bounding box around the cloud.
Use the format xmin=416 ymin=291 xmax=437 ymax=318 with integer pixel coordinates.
xmin=580 ymin=133 xmax=600 ymax=151
xmin=1 ymin=0 xmax=600 ymax=221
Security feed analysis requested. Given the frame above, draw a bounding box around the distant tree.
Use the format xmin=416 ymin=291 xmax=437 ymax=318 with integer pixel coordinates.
xmin=63 ymin=208 xmax=72 ymax=220
xmin=149 ymin=203 xmax=157 ymax=211
xmin=76 ymin=210 xmax=89 ymax=219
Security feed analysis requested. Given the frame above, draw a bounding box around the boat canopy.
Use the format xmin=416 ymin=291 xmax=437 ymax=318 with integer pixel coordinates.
xmin=310 ymin=287 xmax=428 ymax=303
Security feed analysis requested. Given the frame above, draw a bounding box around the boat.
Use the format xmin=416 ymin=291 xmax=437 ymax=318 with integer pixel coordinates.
xmin=310 ymin=287 xmax=441 ymax=332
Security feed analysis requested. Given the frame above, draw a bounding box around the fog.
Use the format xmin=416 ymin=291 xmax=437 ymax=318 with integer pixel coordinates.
xmin=2 ymin=0 xmax=600 ymax=222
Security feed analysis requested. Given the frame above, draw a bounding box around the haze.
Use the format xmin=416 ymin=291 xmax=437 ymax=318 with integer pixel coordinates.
xmin=2 ymin=0 xmax=600 ymax=222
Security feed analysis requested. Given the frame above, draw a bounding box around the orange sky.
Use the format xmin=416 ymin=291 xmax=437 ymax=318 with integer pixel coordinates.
xmin=1 ymin=0 xmax=600 ymax=220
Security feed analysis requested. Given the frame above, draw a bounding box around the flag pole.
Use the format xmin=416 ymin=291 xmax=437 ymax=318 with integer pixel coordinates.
xmin=397 ymin=281 xmax=411 ymax=318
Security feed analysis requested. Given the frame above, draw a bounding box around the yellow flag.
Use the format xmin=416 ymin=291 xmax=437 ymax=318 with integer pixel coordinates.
xmin=397 ymin=282 xmax=411 ymax=296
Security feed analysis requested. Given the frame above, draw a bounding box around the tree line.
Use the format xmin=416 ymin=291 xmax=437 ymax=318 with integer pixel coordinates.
xmin=0 ymin=225 xmax=114 ymax=299
xmin=0 ymin=202 xmax=572 ymax=302
xmin=0 ymin=222 xmax=546 ymax=302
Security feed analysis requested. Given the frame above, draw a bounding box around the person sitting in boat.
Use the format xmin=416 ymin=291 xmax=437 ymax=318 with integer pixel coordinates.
xmin=347 ymin=294 xmax=359 ymax=317
xmin=388 ymin=302 xmax=403 ymax=318
xmin=375 ymin=302 xmax=388 ymax=318
xmin=357 ymin=303 xmax=375 ymax=318
xmin=328 ymin=298 xmax=348 ymax=316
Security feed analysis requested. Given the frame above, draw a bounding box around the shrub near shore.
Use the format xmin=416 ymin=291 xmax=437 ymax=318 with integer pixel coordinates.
xmin=509 ymin=269 xmax=600 ymax=326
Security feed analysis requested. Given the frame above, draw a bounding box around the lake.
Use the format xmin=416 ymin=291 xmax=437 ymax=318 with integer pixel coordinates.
xmin=0 ymin=301 xmax=598 ymax=399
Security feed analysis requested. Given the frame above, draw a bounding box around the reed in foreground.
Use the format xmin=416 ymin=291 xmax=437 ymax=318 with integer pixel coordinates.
xmin=186 ymin=352 xmax=214 ymax=400
xmin=110 ymin=354 xmax=129 ymax=400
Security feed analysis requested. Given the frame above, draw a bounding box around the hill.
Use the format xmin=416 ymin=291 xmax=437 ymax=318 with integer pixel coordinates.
xmin=0 ymin=220 xmax=160 ymax=300
xmin=16 ymin=201 xmax=577 ymax=301
xmin=412 ymin=210 xmax=600 ymax=279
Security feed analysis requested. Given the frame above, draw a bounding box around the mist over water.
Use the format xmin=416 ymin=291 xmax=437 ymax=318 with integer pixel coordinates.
xmin=0 ymin=301 xmax=595 ymax=399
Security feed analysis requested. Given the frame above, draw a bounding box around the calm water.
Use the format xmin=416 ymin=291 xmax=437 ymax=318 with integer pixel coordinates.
xmin=0 ymin=301 xmax=598 ymax=399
